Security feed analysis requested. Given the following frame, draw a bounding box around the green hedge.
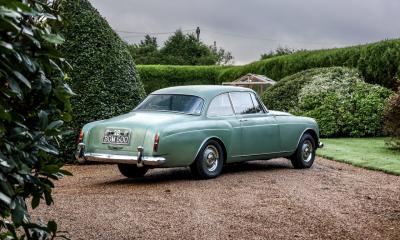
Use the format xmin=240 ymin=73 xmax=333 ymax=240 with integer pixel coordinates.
xmin=138 ymin=65 xmax=226 ymax=93
xmin=138 ymin=39 xmax=400 ymax=92
xmin=60 ymin=0 xmax=146 ymax=161
xmin=264 ymin=67 xmax=392 ymax=137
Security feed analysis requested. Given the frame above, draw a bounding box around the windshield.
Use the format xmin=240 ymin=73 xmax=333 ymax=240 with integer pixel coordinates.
xmin=135 ymin=94 xmax=204 ymax=115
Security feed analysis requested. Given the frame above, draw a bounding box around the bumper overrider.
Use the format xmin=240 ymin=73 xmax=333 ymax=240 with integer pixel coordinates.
xmin=75 ymin=143 xmax=166 ymax=167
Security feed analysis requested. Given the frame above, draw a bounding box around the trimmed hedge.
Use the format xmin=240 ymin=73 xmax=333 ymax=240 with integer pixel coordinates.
xmin=137 ymin=39 xmax=400 ymax=92
xmin=60 ymin=0 xmax=146 ymax=161
xmin=218 ymin=39 xmax=400 ymax=89
xmin=138 ymin=65 xmax=226 ymax=93
xmin=263 ymin=67 xmax=392 ymax=137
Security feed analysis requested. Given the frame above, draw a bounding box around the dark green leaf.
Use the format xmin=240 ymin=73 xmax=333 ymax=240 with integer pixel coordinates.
xmin=42 ymin=33 xmax=64 ymax=45
xmin=13 ymin=71 xmax=31 ymax=88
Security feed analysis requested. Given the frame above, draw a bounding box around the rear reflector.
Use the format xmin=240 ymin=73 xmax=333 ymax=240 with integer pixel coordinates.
xmin=153 ymin=133 xmax=159 ymax=152
xmin=78 ymin=130 xmax=84 ymax=143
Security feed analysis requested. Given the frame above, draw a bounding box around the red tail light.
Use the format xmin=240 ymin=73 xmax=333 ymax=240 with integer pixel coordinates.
xmin=153 ymin=133 xmax=160 ymax=152
xmin=78 ymin=130 xmax=84 ymax=143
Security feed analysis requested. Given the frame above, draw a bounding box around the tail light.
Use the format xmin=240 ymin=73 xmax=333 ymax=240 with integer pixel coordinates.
xmin=153 ymin=133 xmax=160 ymax=152
xmin=78 ymin=130 xmax=84 ymax=143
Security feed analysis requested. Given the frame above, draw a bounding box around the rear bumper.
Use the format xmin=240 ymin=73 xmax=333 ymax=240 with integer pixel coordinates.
xmin=75 ymin=143 xmax=166 ymax=166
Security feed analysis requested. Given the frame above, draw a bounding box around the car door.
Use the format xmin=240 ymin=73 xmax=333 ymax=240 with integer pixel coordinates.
xmin=207 ymin=93 xmax=242 ymax=159
xmin=229 ymin=91 xmax=281 ymax=160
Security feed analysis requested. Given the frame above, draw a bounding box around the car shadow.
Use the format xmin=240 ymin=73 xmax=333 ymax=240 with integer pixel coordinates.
xmin=102 ymin=159 xmax=293 ymax=185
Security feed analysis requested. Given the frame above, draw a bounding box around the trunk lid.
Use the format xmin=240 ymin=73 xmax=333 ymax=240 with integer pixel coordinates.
xmin=85 ymin=111 xmax=195 ymax=155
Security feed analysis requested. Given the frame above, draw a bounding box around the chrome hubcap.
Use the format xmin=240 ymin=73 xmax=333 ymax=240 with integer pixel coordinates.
xmin=203 ymin=145 xmax=219 ymax=172
xmin=301 ymin=140 xmax=313 ymax=162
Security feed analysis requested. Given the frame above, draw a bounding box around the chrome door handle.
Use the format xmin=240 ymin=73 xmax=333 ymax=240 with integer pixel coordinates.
xmin=239 ymin=119 xmax=248 ymax=122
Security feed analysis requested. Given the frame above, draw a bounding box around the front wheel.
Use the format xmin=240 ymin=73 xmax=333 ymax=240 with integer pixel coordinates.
xmin=290 ymin=133 xmax=316 ymax=169
xmin=190 ymin=140 xmax=224 ymax=179
xmin=117 ymin=164 xmax=149 ymax=178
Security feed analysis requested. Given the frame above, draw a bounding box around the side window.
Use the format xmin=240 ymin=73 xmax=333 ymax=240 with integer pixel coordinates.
xmin=250 ymin=93 xmax=264 ymax=113
xmin=230 ymin=92 xmax=257 ymax=114
xmin=207 ymin=94 xmax=234 ymax=117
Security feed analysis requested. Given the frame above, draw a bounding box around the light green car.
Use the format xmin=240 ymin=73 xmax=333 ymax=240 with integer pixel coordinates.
xmin=76 ymin=85 xmax=323 ymax=179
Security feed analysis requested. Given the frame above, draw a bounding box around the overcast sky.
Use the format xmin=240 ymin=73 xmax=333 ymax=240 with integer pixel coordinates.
xmin=90 ymin=0 xmax=399 ymax=65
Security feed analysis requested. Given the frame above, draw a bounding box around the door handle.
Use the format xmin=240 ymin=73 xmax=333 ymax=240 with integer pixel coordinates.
xmin=239 ymin=119 xmax=248 ymax=122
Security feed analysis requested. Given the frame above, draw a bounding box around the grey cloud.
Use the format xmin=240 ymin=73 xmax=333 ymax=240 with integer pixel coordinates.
xmin=90 ymin=0 xmax=400 ymax=64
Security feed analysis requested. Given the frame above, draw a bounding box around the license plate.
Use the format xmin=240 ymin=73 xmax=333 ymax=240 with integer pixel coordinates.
xmin=102 ymin=128 xmax=131 ymax=145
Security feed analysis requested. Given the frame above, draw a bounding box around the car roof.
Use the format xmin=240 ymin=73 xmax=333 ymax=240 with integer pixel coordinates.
xmin=151 ymin=85 xmax=255 ymax=100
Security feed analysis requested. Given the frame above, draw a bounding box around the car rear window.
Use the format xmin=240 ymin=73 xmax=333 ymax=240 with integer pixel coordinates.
xmin=135 ymin=94 xmax=204 ymax=115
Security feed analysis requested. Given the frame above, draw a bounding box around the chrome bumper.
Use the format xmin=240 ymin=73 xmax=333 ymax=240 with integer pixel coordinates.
xmin=75 ymin=143 xmax=166 ymax=166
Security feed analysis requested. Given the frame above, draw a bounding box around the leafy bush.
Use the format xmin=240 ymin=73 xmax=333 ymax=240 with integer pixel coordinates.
xmin=282 ymin=68 xmax=392 ymax=137
xmin=218 ymin=39 xmax=400 ymax=89
xmin=137 ymin=65 xmax=226 ymax=93
xmin=0 ymin=0 xmax=73 ymax=238
xmin=59 ymin=0 xmax=146 ymax=161
xmin=384 ymin=89 xmax=400 ymax=150
xmin=261 ymin=68 xmax=344 ymax=111
xmin=138 ymin=39 xmax=400 ymax=93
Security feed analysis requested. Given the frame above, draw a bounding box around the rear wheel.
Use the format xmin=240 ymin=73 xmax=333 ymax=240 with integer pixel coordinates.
xmin=117 ymin=164 xmax=148 ymax=178
xmin=290 ymin=133 xmax=316 ymax=169
xmin=190 ymin=140 xmax=224 ymax=179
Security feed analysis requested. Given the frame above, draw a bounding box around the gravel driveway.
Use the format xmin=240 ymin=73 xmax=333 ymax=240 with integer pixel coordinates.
xmin=33 ymin=157 xmax=400 ymax=239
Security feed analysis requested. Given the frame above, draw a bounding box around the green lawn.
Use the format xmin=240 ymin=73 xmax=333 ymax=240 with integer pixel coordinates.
xmin=317 ymin=138 xmax=400 ymax=176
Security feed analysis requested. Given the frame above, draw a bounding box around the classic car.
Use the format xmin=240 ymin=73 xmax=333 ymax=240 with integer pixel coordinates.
xmin=76 ymin=85 xmax=323 ymax=179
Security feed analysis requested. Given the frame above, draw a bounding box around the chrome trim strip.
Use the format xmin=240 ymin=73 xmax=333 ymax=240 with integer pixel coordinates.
xmin=232 ymin=151 xmax=291 ymax=158
xmin=84 ymin=153 xmax=166 ymax=166
xmin=75 ymin=143 xmax=166 ymax=166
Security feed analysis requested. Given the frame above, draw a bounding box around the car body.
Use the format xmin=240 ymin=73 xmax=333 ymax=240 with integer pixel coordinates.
xmin=76 ymin=85 xmax=323 ymax=179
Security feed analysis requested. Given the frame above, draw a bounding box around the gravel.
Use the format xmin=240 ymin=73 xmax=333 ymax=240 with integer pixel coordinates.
xmin=33 ymin=157 xmax=400 ymax=239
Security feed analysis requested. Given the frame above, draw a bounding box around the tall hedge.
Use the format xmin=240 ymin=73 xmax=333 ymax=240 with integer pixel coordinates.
xmin=137 ymin=39 xmax=400 ymax=92
xmin=217 ymin=39 xmax=400 ymax=89
xmin=60 ymin=0 xmax=146 ymax=161
xmin=138 ymin=65 xmax=226 ymax=93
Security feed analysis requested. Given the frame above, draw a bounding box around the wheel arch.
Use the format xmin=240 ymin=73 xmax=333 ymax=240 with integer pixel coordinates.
xmin=302 ymin=129 xmax=319 ymax=147
xmin=192 ymin=136 xmax=228 ymax=165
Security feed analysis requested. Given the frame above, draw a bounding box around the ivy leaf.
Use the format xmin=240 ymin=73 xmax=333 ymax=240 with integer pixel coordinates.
xmin=42 ymin=33 xmax=64 ymax=45
xmin=13 ymin=71 xmax=31 ymax=88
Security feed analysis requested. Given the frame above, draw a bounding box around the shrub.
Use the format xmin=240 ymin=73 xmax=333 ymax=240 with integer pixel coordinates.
xmin=292 ymin=68 xmax=392 ymax=137
xmin=138 ymin=39 xmax=400 ymax=93
xmin=384 ymin=89 xmax=400 ymax=150
xmin=60 ymin=0 xmax=146 ymax=161
xmin=0 ymin=0 xmax=73 ymax=238
xmin=217 ymin=39 xmax=400 ymax=89
xmin=137 ymin=65 xmax=226 ymax=93
xmin=261 ymin=67 xmax=348 ymax=111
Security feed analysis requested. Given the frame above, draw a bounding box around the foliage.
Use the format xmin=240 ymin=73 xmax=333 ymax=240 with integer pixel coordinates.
xmin=127 ymin=30 xmax=234 ymax=65
xmin=260 ymin=46 xmax=301 ymax=60
xmin=137 ymin=65 xmax=227 ymax=93
xmin=127 ymin=35 xmax=161 ymax=64
xmin=264 ymin=67 xmax=391 ymax=137
xmin=384 ymin=88 xmax=400 ymax=150
xmin=261 ymin=67 xmax=334 ymax=111
xmin=59 ymin=0 xmax=146 ymax=161
xmin=218 ymin=39 xmax=400 ymax=89
xmin=0 ymin=0 xmax=73 ymax=239
xmin=318 ymin=138 xmax=400 ymax=176
xmin=138 ymin=39 xmax=400 ymax=93
xmin=209 ymin=43 xmax=234 ymax=65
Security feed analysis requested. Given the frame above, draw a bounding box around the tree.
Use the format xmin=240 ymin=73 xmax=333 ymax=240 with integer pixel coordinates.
xmin=160 ymin=30 xmax=215 ymax=65
xmin=59 ymin=0 xmax=146 ymax=161
xmin=0 ymin=0 xmax=73 ymax=239
xmin=128 ymin=35 xmax=161 ymax=64
xmin=127 ymin=30 xmax=234 ymax=65
xmin=209 ymin=43 xmax=234 ymax=65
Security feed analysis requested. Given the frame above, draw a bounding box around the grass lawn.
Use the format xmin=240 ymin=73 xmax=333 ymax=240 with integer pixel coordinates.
xmin=317 ymin=138 xmax=400 ymax=176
